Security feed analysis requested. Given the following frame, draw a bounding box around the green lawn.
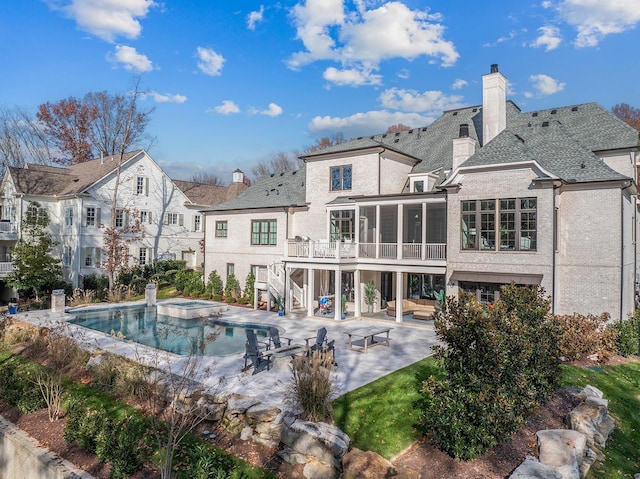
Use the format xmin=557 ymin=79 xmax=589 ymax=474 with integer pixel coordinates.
xmin=561 ymin=360 xmax=640 ymax=478
xmin=334 ymin=355 xmax=640 ymax=478
xmin=333 ymin=357 xmax=443 ymax=459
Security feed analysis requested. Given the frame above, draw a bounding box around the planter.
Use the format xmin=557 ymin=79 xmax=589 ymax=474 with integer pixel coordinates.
xmin=8 ymin=303 xmax=17 ymax=315
xmin=278 ymin=310 xmax=284 ymax=317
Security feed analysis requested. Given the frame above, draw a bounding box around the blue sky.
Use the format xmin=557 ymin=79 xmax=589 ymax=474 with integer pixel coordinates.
xmin=1 ymin=1 xmax=639 ymax=182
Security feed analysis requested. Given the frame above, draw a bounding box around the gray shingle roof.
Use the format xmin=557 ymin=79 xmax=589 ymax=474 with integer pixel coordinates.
xmin=204 ymin=166 xmax=307 ymax=212
xmin=173 ymin=180 xmax=244 ymax=207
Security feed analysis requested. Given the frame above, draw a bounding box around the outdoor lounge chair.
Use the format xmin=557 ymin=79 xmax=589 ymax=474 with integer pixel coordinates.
xmin=267 ymin=327 xmax=293 ymax=349
xmin=305 ymin=327 xmax=336 ymax=365
xmin=244 ymin=330 xmax=271 ymax=374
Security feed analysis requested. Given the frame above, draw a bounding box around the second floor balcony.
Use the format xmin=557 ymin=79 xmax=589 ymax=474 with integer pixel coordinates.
xmin=286 ymin=239 xmax=446 ymax=263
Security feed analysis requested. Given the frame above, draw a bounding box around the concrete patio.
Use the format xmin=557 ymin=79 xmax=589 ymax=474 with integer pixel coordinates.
xmin=11 ymin=301 xmax=439 ymax=407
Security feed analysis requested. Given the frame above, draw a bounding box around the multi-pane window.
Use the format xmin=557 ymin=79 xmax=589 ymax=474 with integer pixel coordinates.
xmin=251 ymin=220 xmax=277 ymax=245
xmin=85 ymin=207 xmax=100 ymax=226
xmin=63 ymin=246 xmax=72 ymax=267
xmin=193 ymin=215 xmax=202 ymax=232
xmin=330 ymin=210 xmax=355 ymax=241
xmin=115 ymin=209 xmax=126 ymax=228
xmin=136 ymin=176 xmax=148 ymax=195
xmin=461 ymin=197 xmax=537 ymax=251
xmin=227 ymin=263 xmax=235 ymax=279
xmin=139 ymin=247 xmax=148 ymax=265
xmin=163 ymin=213 xmax=184 ymax=226
xmin=215 ymin=221 xmax=228 ymax=238
xmin=64 ymin=207 xmax=74 ymax=227
xmin=84 ymin=247 xmax=101 ymax=267
xmin=139 ymin=210 xmax=152 ymax=224
xmin=330 ymin=165 xmax=352 ymax=191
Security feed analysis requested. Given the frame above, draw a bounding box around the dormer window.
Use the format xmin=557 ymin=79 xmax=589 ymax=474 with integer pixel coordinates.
xmin=414 ymin=180 xmax=424 ymax=192
xmin=330 ymin=165 xmax=352 ymax=191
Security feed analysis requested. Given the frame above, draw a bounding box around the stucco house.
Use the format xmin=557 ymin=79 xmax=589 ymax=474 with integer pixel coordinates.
xmin=0 ymin=150 xmax=247 ymax=300
xmin=203 ymin=65 xmax=639 ymax=322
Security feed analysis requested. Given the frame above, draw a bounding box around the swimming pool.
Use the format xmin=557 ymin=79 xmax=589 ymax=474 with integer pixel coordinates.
xmin=67 ymin=304 xmax=271 ymax=356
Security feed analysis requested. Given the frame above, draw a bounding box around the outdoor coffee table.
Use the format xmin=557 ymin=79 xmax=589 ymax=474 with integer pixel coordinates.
xmin=265 ymin=344 xmax=306 ymax=364
xmin=344 ymin=327 xmax=392 ymax=353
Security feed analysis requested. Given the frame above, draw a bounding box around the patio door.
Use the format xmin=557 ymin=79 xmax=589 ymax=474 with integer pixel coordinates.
xmin=381 ymin=272 xmax=393 ymax=304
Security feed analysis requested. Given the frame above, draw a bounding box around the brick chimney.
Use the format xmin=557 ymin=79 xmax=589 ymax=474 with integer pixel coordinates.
xmin=482 ymin=64 xmax=507 ymax=145
xmin=452 ymin=123 xmax=476 ymax=170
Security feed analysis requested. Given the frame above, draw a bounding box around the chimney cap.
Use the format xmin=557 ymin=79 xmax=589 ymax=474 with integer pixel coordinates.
xmin=490 ymin=64 xmax=499 ymax=73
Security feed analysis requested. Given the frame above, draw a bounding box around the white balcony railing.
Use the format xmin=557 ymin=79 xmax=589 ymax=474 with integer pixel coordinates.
xmin=0 ymin=221 xmax=17 ymax=234
xmin=0 ymin=262 xmax=15 ymax=274
xmin=286 ymin=240 xmax=446 ymax=261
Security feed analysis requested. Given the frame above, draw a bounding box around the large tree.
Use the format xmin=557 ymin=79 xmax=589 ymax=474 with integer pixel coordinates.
xmin=612 ymin=103 xmax=640 ymax=131
xmin=251 ymin=151 xmax=302 ymax=181
xmin=36 ymin=97 xmax=97 ymax=165
xmin=0 ymin=107 xmax=54 ymax=169
xmin=7 ymin=201 xmax=62 ymax=300
xmin=189 ymin=172 xmax=226 ymax=186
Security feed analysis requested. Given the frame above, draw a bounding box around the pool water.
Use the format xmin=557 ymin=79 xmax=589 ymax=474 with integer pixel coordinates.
xmin=67 ymin=305 xmax=270 ymax=356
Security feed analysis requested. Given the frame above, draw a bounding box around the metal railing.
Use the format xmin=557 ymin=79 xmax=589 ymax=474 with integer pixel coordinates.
xmin=285 ymin=239 xmax=446 ymax=261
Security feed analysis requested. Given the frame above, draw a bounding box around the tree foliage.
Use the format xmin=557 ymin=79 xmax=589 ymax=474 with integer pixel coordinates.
xmin=612 ymin=103 xmax=640 ymax=131
xmin=189 ymin=172 xmax=227 ymax=186
xmin=8 ymin=201 xmax=62 ymax=300
xmin=0 ymin=107 xmax=53 ymax=169
xmin=36 ymin=97 xmax=97 ymax=165
xmin=416 ymin=284 xmax=561 ymax=460
xmin=385 ymin=123 xmax=411 ymax=133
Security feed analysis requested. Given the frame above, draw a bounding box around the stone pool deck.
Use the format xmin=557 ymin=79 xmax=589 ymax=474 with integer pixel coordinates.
xmin=11 ymin=301 xmax=439 ymax=407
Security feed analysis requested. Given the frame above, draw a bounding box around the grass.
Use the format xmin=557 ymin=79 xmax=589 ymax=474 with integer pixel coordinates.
xmin=333 ymin=357 xmax=443 ymax=459
xmin=561 ymin=359 xmax=640 ymax=478
xmin=335 ymin=354 xmax=640 ymax=478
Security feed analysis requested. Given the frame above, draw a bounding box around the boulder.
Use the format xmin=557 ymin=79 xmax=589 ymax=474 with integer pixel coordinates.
xmin=537 ymin=429 xmax=586 ymax=479
xmin=343 ymin=448 xmax=420 ymax=479
xmin=246 ymin=403 xmax=281 ymax=423
xmin=568 ymin=402 xmax=615 ymax=448
xmin=510 ymin=456 xmax=564 ymax=479
xmin=280 ymin=420 xmax=350 ymax=469
xmin=303 ymin=458 xmax=339 ymax=479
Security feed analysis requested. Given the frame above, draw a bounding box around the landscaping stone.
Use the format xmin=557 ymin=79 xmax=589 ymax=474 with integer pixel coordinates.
xmin=278 ymin=447 xmax=311 ymax=465
xmin=342 ymin=447 xmax=420 ymax=479
xmin=226 ymin=396 xmax=261 ymax=416
xmin=303 ymin=458 xmax=339 ymax=479
xmin=510 ymin=456 xmax=564 ymax=479
xmin=246 ymin=403 xmax=281 ymax=423
xmin=240 ymin=426 xmax=253 ymax=441
xmin=537 ymin=429 xmax=586 ymax=479
xmin=580 ymin=385 xmax=603 ymax=399
xmin=567 ymin=401 xmax=615 ymax=448
xmin=280 ymin=419 xmax=350 ymax=469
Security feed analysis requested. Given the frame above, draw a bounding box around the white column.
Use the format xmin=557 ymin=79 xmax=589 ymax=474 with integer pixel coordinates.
xmin=422 ymin=202 xmax=427 ymax=260
xmin=395 ymin=271 xmax=403 ymax=322
xmin=397 ymin=204 xmax=403 ymax=260
xmin=335 ymin=268 xmax=342 ymax=321
xmin=307 ymin=268 xmax=315 ymax=317
xmin=286 ymin=267 xmax=292 ymax=312
xmin=354 ymin=269 xmax=361 ymax=317
xmin=376 ymin=205 xmax=380 ymax=258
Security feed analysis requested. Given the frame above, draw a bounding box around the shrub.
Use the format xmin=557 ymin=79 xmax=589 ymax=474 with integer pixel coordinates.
xmin=287 ymin=350 xmax=337 ymax=422
xmin=175 ymin=270 xmax=205 ymax=296
xmin=611 ymin=314 xmax=639 ymax=357
xmin=90 ymin=355 xmax=122 ymax=392
xmin=244 ymin=272 xmax=255 ymax=306
xmin=82 ymin=274 xmax=109 ymax=301
xmin=224 ymin=274 xmax=240 ymax=300
xmin=63 ymin=401 xmax=104 ymax=452
xmin=554 ymin=312 xmax=618 ymax=361
xmin=96 ymin=413 xmax=148 ymax=479
xmin=416 ymin=284 xmax=561 ymax=460
xmin=207 ymin=271 xmax=223 ymax=296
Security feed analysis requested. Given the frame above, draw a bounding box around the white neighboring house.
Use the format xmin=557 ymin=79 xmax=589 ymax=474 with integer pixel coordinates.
xmin=0 ymin=150 xmax=247 ymax=299
xmin=203 ymin=65 xmax=640 ymax=321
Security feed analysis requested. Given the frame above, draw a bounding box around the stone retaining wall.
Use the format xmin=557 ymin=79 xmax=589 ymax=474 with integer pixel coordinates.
xmin=0 ymin=416 xmax=94 ymax=479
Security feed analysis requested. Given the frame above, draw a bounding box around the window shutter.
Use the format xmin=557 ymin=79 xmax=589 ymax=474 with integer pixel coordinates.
xmin=179 ymin=214 xmax=184 ymax=226
xmin=163 ymin=213 xmax=169 ymax=225
xmin=95 ymin=248 xmax=101 ymax=266
xmin=84 ymin=247 xmax=90 ymax=265
xmin=124 ymin=212 xmax=129 ymax=227
xmin=145 ymin=177 xmax=149 ymax=196
xmin=96 ymin=208 xmax=101 ymax=225
xmin=192 ymin=216 xmax=196 ymax=231
xmin=148 ymin=211 xmax=152 ymax=224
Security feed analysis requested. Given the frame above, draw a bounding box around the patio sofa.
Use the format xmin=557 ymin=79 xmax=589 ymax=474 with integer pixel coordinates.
xmin=386 ymin=299 xmax=435 ymax=320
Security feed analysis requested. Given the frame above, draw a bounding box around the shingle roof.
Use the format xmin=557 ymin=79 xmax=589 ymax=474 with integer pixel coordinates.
xmin=204 ymin=166 xmax=307 ymax=212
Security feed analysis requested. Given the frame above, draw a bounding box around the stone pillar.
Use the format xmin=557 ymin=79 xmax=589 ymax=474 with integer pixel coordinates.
xmin=51 ymin=289 xmax=65 ymax=314
xmin=145 ymin=283 xmax=157 ymax=307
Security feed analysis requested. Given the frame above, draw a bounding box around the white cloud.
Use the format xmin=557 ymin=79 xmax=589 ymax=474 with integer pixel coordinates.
xmin=323 ymin=67 xmax=382 ymax=86
xmin=140 ymin=91 xmax=187 ymax=103
xmin=48 ymin=0 xmax=156 ymax=42
xmin=379 ymin=88 xmax=464 ymax=113
xmin=554 ymin=0 xmax=640 ymax=47
xmin=452 ymin=79 xmax=468 ymax=90
xmin=530 ymin=25 xmax=562 ymax=50
xmin=309 ymin=110 xmax=435 ymax=138
xmin=526 ymin=73 xmax=566 ymax=97
xmin=247 ymin=5 xmax=265 ymax=30
xmin=483 ymin=30 xmax=519 ymax=47
xmin=108 ymin=45 xmax=152 ymax=72
xmin=287 ymin=0 xmax=458 ymax=82
xmin=196 ymin=47 xmax=225 ymax=76
xmin=212 ymin=100 xmax=240 ymax=114
xmin=250 ymin=103 xmax=283 ymax=117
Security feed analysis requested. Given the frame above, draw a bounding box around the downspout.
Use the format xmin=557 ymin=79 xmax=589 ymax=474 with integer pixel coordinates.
xmin=552 ymin=183 xmax=559 ymax=315
xmin=620 ymin=189 xmax=624 ymax=322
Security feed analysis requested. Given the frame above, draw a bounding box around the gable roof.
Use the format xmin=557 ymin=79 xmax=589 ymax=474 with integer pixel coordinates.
xmin=203 ymin=166 xmax=307 ymax=212
xmin=173 ymin=180 xmax=245 ymax=207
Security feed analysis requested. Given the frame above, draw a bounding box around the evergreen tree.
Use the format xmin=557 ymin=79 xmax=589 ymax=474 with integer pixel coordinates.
xmin=8 ymin=201 xmax=62 ymax=300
